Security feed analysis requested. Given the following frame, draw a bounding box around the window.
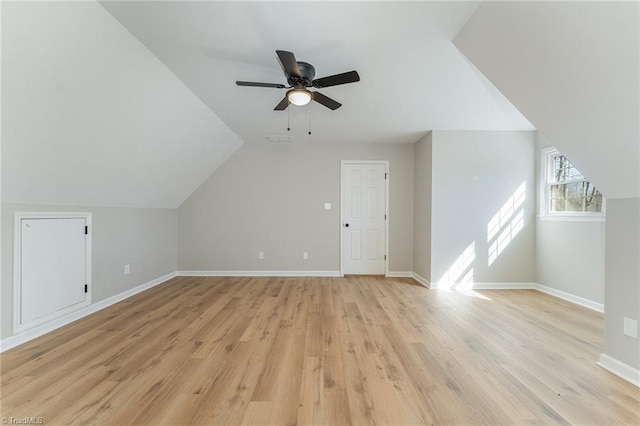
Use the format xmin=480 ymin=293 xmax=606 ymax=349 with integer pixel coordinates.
xmin=540 ymin=147 xmax=604 ymax=218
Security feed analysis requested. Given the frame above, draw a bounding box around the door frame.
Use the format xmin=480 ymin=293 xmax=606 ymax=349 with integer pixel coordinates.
xmin=13 ymin=212 xmax=92 ymax=334
xmin=340 ymin=160 xmax=389 ymax=277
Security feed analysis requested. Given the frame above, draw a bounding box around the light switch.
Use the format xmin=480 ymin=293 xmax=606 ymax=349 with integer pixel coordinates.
xmin=324 ymin=203 xmax=331 ymax=210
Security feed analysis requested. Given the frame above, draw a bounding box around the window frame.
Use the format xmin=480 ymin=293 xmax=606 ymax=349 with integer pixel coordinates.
xmin=539 ymin=147 xmax=605 ymax=221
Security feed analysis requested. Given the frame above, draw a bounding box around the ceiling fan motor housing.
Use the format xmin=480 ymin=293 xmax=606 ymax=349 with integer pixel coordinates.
xmin=288 ymin=61 xmax=315 ymax=87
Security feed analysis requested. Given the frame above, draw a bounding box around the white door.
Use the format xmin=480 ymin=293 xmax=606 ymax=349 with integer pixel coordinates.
xmin=17 ymin=216 xmax=89 ymax=331
xmin=341 ymin=162 xmax=387 ymax=275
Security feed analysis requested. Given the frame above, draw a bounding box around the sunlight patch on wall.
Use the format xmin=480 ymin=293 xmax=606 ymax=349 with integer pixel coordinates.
xmin=487 ymin=182 xmax=526 ymax=266
xmin=437 ymin=242 xmax=491 ymax=300
xmin=438 ymin=241 xmax=475 ymax=290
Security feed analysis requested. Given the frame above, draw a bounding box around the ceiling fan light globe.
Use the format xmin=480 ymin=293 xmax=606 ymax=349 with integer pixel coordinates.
xmin=288 ymin=89 xmax=312 ymax=106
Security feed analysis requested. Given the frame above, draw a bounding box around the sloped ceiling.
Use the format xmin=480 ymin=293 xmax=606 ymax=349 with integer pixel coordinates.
xmin=1 ymin=1 xmax=243 ymax=208
xmin=454 ymin=1 xmax=639 ymax=199
xmin=100 ymin=1 xmax=533 ymax=145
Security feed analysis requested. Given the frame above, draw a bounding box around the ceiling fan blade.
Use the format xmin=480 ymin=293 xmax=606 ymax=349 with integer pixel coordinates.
xmin=236 ymin=81 xmax=286 ymax=89
xmin=274 ymin=96 xmax=290 ymax=111
xmin=313 ymin=70 xmax=360 ymax=88
xmin=276 ymin=50 xmax=302 ymax=78
xmin=312 ymin=92 xmax=341 ymax=110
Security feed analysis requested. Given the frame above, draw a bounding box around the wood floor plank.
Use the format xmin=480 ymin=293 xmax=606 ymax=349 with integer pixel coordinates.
xmin=1 ymin=276 xmax=638 ymax=425
xmin=297 ymin=356 xmax=325 ymax=426
xmin=267 ymin=334 xmax=305 ymax=426
xmin=241 ymin=401 xmax=273 ymax=426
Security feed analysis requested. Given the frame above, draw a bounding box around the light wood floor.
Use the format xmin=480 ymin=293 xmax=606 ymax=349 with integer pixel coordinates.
xmin=1 ymin=276 xmax=638 ymax=425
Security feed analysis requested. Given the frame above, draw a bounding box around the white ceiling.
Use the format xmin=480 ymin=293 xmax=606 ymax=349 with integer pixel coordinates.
xmin=101 ymin=1 xmax=533 ymax=145
xmin=455 ymin=1 xmax=639 ymax=199
xmin=2 ymin=1 xmax=243 ymax=208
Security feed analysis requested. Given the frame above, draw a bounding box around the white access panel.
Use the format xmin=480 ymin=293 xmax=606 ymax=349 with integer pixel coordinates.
xmin=14 ymin=214 xmax=91 ymax=333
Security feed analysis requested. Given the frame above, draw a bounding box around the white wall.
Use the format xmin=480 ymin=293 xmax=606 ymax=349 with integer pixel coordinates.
xmin=413 ymin=133 xmax=432 ymax=281
xmin=2 ymin=1 xmax=242 ymax=208
xmin=536 ymin=220 xmax=605 ymax=303
xmin=535 ymin=135 xmax=605 ymax=305
xmin=604 ymin=198 xmax=640 ymax=370
xmin=1 ymin=203 xmax=177 ymax=340
xmin=178 ymin=141 xmax=415 ymax=273
xmin=430 ymin=131 xmax=536 ymax=285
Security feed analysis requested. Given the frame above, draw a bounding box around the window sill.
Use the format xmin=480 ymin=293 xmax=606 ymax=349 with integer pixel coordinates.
xmin=537 ymin=215 xmax=605 ymax=223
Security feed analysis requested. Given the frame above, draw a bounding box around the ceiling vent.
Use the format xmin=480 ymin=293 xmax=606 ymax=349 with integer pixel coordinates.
xmin=266 ymin=136 xmax=291 ymax=143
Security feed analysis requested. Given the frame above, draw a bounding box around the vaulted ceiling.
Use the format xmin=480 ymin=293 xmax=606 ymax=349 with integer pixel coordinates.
xmin=21 ymin=1 xmax=639 ymax=209
xmin=455 ymin=1 xmax=639 ymax=199
xmin=3 ymin=0 xmax=539 ymax=208
xmin=101 ymin=1 xmax=533 ymax=145
xmin=2 ymin=1 xmax=243 ymax=208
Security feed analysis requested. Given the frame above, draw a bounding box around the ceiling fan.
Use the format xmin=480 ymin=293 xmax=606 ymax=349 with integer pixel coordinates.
xmin=236 ymin=50 xmax=360 ymax=111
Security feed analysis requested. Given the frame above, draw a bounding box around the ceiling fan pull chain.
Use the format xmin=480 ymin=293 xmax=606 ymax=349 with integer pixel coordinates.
xmin=308 ymin=108 xmax=312 ymax=135
xmin=287 ymin=108 xmax=290 ymax=132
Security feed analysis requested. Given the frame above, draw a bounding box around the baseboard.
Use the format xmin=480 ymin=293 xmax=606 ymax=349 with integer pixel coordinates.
xmin=422 ymin=281 xmax=604 ymax=312
xmin=597 ymin=353 xmax=640 ymax=387
xmin=178 ymin=270 xmax=341 ymax=277
xmin=470 ymin=282 xmax=536 ymax=290
xmin=411 ymin=272 xmax=431 ymax=288
xmin=0 ymin=271 xmax=177 ymax=353
xmin=428 ymin=281 xmax=535 ymax=290
xmin=534 ymin=283 xmax=604 ymax=313
xmin=386 ymin=271 xmax=413 ymax=278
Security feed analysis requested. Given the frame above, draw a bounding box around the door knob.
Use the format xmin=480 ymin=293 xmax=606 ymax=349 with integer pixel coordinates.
xmin=344 ymin=223 xmax=349 ymax=227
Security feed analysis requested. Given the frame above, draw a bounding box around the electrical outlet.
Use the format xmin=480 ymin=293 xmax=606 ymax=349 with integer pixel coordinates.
xmin=623 ymin=317 xmax=638 ymax=338
xmin=303 ymin=251 xmax=308 ymax=260
xmin=124 ymin=264 xmax=130 ymax=275
xmin=258 ymin=251 xmax=264 ymax=260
